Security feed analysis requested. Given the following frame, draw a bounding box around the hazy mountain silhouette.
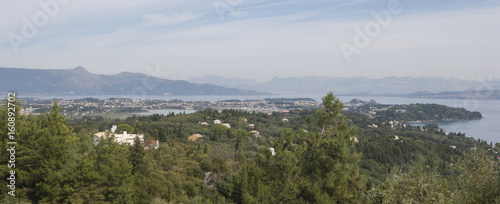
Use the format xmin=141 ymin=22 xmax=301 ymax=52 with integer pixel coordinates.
xmin=188 ymin=75 xmax=486 ymax=95
xmin=0 ymin=66 xmax=268 ymax=96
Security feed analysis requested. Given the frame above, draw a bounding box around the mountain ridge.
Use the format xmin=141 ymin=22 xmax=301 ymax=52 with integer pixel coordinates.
xmin=188 ymin=74 xmax=498 ymax=95
xmin=0 ymin=67 xmax=269 ymax=96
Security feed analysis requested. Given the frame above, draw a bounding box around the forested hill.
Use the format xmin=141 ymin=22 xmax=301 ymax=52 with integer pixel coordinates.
xmin=1 ymin=94 xmax=498 ymax=203
xmin=376 ymin=104 xmax=482 ymax=122
xmin=347 ymin=101 xmax=482 ymax=122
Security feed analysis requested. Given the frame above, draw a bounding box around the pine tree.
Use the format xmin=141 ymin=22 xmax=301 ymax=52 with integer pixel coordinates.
xmin=28 ymin=101 xmax=79 ymax=202
xmin=95 ymin=135 xmax=134 ymax=202
xmin=117 ymin=124 xmax=134 ymax=133
xmin=299 ymin=92 xmax=365 ymax=203
xmin=66 ymin=131 xmax=107 ymax=203
xmin=254 ymin=131 xmax=300 ymax=202
xmin=129 ymin=136 xmax=146 ymax=174
xmin=0 ymin=96 xmax=29 ymax=201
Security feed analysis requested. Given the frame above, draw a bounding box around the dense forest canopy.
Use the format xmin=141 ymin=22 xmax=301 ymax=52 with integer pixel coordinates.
xmin=1 ymin=93 xmax=499 ymax=203
xmin=377 ymin=103 xmax=482 ymax=122
xmin=348 ymin=102 xmax=482 ymax=122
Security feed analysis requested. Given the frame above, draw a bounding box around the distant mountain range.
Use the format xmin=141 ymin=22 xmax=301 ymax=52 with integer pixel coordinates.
xmin=408 ymin=90 xmax=500 ymax=100
xmin=0 ymin=67 xmax=268 ymax=96
xmin=2 ymin=67 xmax=498 ymax=99
xmin=188 ymin=75 xmax=500 ymax=98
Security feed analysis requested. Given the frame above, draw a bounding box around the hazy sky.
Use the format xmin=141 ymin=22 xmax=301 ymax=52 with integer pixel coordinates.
xmin=1 ymin=0 xmax=499 ymax=82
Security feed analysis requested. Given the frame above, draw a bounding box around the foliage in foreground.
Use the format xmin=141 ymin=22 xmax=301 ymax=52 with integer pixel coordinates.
xmin=0 ymin=93 xmax=499 ymax=203
xmin=366 ymin=149 xmax=500 ymax=203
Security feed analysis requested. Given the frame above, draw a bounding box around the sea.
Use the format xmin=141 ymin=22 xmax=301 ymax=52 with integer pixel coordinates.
xmin=20 ymin=94 xmax=500 ymax=144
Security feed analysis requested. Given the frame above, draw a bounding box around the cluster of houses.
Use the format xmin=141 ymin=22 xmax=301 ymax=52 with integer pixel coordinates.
xmin=190 ymin=119 xmax=264 ymax=141
xmin=198 ymin=120 xmax=236 ymax=129
xmin=213 ymin=120 xmax=231 ymax=128
xmin=93 ymin=116 xmax=291 ymax=156
xmin=367 ymin=120 xmax=405 ymax=129
xmin=93 ymin=125 xmax=159 ymax=150
xmin=191 ymin=118 xmax=280 ymax=157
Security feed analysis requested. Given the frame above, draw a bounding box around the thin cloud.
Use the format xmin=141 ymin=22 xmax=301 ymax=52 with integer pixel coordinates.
xmin=228 ymin=11 xmax=248 ymax=18
xmin=0 ymin=0 xmax=499 ymax=81
xmin=141 ymin=11 xmax=204 ymax=26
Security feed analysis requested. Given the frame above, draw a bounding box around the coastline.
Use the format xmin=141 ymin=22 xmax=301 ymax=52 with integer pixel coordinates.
xmin=404 ymin=117 xmax=483 ymax=124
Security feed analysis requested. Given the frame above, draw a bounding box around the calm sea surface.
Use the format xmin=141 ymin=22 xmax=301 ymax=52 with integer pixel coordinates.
xmin=135 ymin=109 xmax=197 ymax=116
xmin=340 ymin=96 xmax=500 ymax=145
xmin=21 ymin=94 xmax=500 ymax=144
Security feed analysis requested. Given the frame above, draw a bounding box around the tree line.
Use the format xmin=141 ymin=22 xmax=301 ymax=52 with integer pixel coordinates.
xmin=1 ymin=93 xmax=499 ymax=203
